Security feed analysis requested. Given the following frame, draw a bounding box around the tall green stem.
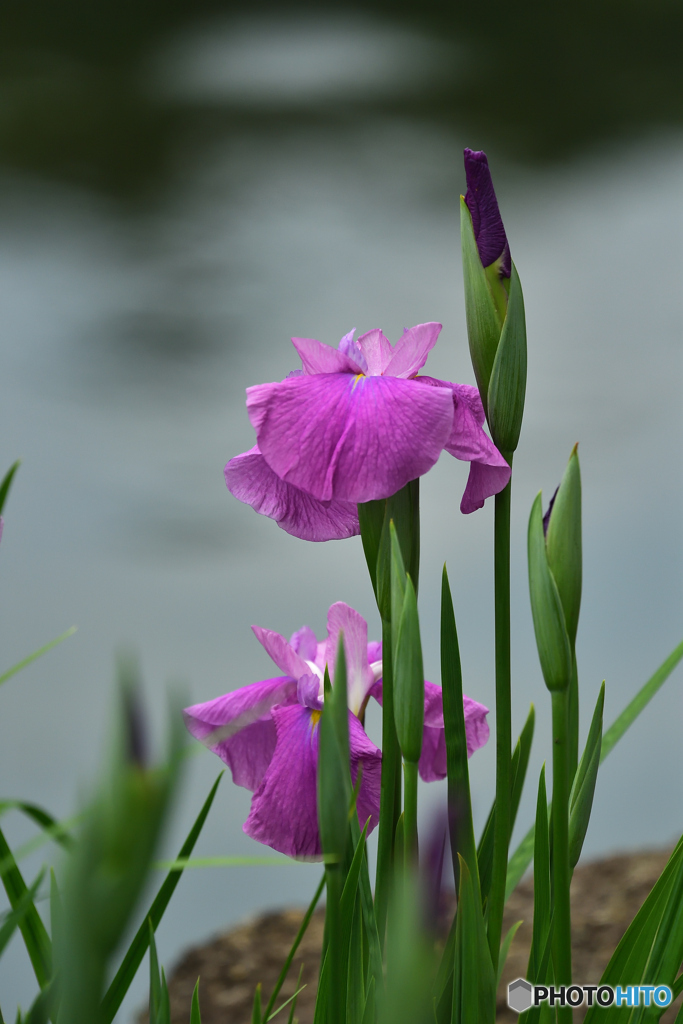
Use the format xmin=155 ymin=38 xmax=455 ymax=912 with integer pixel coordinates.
xmin=487 ymin=465 xmax=512 ymax=972
xmin=551 ymin=688 xmax=572 ymax=1021
xmin=403 ymin=760 xmax=419 ymax=869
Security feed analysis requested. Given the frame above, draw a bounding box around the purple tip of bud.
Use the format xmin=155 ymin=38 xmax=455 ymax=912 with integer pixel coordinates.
xmin=464 ymin=148 xmax=511 ymax=277
xmin=543 ymin=487 xmax=559 ymax=538
xmin=122 ymin=684 xmax=148 ymax=768
xmin=420 ymin=808 xmax=449 ymax=933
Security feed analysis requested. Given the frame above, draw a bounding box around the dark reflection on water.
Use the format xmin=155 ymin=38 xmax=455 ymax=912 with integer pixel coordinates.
xmin=1 ymin=0 xmax=682 ymax=194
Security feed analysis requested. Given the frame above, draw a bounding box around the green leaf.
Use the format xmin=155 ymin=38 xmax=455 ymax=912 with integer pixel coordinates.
xmin=0 ymin=800 xmax=75 ymax=852
xmin=583 ymin=835 xmax=683 ymax=1023
xmin=487 ymin=261 xmax=527 ymax=454
xmin=389 ymin=521 xmax=407 ymax=663
xmin=373 ymin=481 xmax=421 ymax=619
xmin=287 ymin=967 xmax=304 ymax=1024
xmin=507 ymin=638 xmax=683 ymax=899
xmin=460 ymin=197 xmax=502 ymax=415
xmin=497 ymin=920 xmax=523 ymax=989
xmin=453 ymin=856 xmax=495 ymax=1024
xmin=190 ymin=979 xmax=202 ymax=1024
xmin=262 ymin=875 xmax=325 ymax=1023
xmin=268 ymin=979 xmax=307 ymax=1022
xmin=0 ymin=628 xmax=77 ymax=690
xmin=0 ymin=461 xmax=20 ymax=517
xmin=361 ymin=975 xmax=375 ymax=1024
xmin=154 ymin=855 xmax=287 ymax=869
xmin=545 ymin=445 xmax=582 ymax=649
xmin=528 ymin=766 xmax=550 ymax=983
xmin=393 ymin=576 xmax=424 ymax=764
xmin=568 ymin=682 xmax=604 ymax=869
xmin=0 ymin=823 xmax=52 ymax=988
xmin=148 ymin=920 xmax=162 ymax=1023
xmin=313 ymin=950 xmax=331 ymax=1024
xmin=101 ymin=772 xmax=223 ymax=1023
xmin=478 ymin=704 xmax=534 ymax=906
xmin=527 ymin=493 xmax=572 ymax=692
xmin=440 ymin=566 xmax=478 ymax=897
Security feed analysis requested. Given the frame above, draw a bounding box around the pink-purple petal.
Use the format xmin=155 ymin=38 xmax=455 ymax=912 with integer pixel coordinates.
xmin=291 ymin=336 xmax=364 ymax=376
xmin=357 ymin=328 xmax=393 ymax=376
xmin=252 ymin=625 xmax=312 ymax=680
xmin=325 ymin=602 xmax=374 ymax=716
xmin=290 ymin=625 xmax=319 ymax=662
xmin=250 ymin=372 xmax=454 ymax=503
xmin=182 ymin=676 xmax=298 ymax=791
xmin=383 ymin=322 xmax=442 ymax=379
xmin=225 ymin=447 xmax=360 ymax=542
xmin=244 ymin=703 xmax=322 ymax=858
xmin=349 ymin=713 xmax=382 ymax=834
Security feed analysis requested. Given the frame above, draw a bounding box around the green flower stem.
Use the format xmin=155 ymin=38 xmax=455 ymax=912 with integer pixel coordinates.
xmin=374 ymin=616 xmax=401 ymax=946
xmin=487 ymin=464 xmax=512 ymax=972
xmin=403 ymin=760 xmax=419 ymax=869
xmin=551 ymin=686 xmax=572 ymax=1021
xmin=568 ymin=652 xmax=579 ymax=782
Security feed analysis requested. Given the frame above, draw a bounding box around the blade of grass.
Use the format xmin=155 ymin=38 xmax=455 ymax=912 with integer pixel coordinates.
xmin=0 ymin=801 xmax=74 ymax=852
xmin=497 ymin=920 xmax=523 ymax=989
xmin=0 ymin=628 xmax=77 ymax=690
xmin=0 ymin=871 xmax=44 ymax=958
xmin=0 ymin=824 xmax=51 ymax=988
xmin=252 ymin=984 xmax=262 ymax=1024
xmin=190 ymin=979 xmax=202 ymax=1024
xmin=287 ymin=965 xmax=305 ymax=1024
xmin=0 ymin=461 xmax=20 ymax=515
xmin=267 ymin=982 xmax=307 ymax=1022
xmin=100 ymin=772 xmax=223 ymax=1023
xmin=262 ymin=874 xmax=325 ymax=1022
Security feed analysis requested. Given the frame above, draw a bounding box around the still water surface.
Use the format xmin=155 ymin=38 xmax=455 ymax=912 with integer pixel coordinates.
xmin=0 ymin=21 xmax=682 ymax=1019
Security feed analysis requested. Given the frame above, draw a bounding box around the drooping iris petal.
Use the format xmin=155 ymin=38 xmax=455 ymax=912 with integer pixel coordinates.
xmin=383 ymin=322 xmax=443 ymax=379
xmin=245 ymin=703 xmax=322 ymax=858
xmin=248 ymin=373 xmax=454 ymax=503
xmin=224 ymin=446 xmax=359 ymax=542
xmin=182 ymin=676 xmax=298 ymax=791
xmin=418 ymin=377 xmax=511 ymax=512
xmin=464 ymin=148 xmax=511 ymax=277
xmin=325 ymin=602 xmax=374 ymax=716
xmin=252 ymin=624 xmax=314 ymax=681
xmin=292 ymin=336 xmax=364 ymax=375
xmin=368 ymin=678 xmax=489 ymax=781
xmin=244 ymin=704 xmax=382 ymax=858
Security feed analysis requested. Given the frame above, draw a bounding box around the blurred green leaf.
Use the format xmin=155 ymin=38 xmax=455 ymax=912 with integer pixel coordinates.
xmin=346 ymin=890 xmax=365 ymax=1024
xmin=361 ymin=975 xmax=375 ymax=1024
xmin=568 ymin=683 xmax=604 ymax=869
xmin=487 ymin=262 xmax=527 ymax=454
xmin=0 ymin=628 xmax=77 ymax=690
xmin=0 ymin=824 xmax=52 ymax=988
xmin=190 ymin=979 xmax=201 ymax=1024
xmin=0 ymin=870 xmax=44 ymax=959
xmin=101 ymin=771 xmax=222 ymax=1023
xmin=262 ymin=875 xmax=324 ymax=1024
xmin=527 ymin=493 xmax=572 ymax=692
xmin=453 ymin=856 xmax=495 ymax=1024
xmin=0 ymin=461 xmax=20 ymax=517
xmin=154 ymin=855 xmax=286 ymax=869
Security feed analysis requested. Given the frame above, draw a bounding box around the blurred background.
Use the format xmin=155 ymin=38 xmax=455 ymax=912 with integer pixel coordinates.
xmin=0 ymin=0 xmax=682 ymax=1018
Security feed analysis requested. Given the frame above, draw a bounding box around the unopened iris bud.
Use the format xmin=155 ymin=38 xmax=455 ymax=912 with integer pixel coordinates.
xmin=528 ymin=492 xmax=572 ymax=693
xmin=461 ymin=149 xmax=526 ymax=454
xmin=545 ymin=445 xmax=582 ymax=648
xmin=393 ymin=575 xmax=425 ymax=764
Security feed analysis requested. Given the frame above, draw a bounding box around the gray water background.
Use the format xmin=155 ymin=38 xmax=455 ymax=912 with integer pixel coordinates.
xmin=0 ymin=12 xmax=682 ymax=1020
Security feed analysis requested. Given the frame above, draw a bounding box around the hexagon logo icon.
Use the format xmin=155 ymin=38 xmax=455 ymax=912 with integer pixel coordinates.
xmin=508 ymin=978 xmax=533 ymax=1013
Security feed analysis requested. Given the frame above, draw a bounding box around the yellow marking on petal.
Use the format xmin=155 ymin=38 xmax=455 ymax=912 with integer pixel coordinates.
xmin=351 ymin=373 xmax=365 ymax=391
xmin=310 ymin=709 xmax=321 ymax=728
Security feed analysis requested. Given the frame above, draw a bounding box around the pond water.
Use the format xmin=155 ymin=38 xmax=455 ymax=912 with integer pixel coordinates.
xmin=0 ymin=14 xmax=682 ymax=1020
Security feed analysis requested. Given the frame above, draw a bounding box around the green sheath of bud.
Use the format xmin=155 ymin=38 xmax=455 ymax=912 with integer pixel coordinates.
xmin=389 ymin=521 xmax=407 ymax=661
xmin=317 ymin=654 xmax=350 ymax=866
xmin=393 ymin=575 xmax=425 ymax=764
xmin=460 ymin=196 xmax=502 ymax=416
xmin=545 ymin=445 xmax=582 ymax=648
xmin=487 ymin=261 xmax=527 ymax=454
xmin=528 ymin=493 xmax=572 ymax=692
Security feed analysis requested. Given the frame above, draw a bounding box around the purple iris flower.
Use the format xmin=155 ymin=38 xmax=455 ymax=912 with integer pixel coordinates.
xmin=464 ymin=148 xmax=511 ymax=278
xmin=225 ymin=323 xmax=510 ymax=541
xmin=183 ymin=602 xmax=490 ymax=859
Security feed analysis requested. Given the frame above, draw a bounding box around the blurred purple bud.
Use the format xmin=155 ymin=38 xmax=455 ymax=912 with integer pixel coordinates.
xmin=542 ymin=487 xmax=559 ymax=538
xmin=122 ymin=684 xmax=148 ymax=768
xmin=420 ymin=807 xmax=448 ymax=933
xmin=464 ymin=148 xmax=511 ymax=277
